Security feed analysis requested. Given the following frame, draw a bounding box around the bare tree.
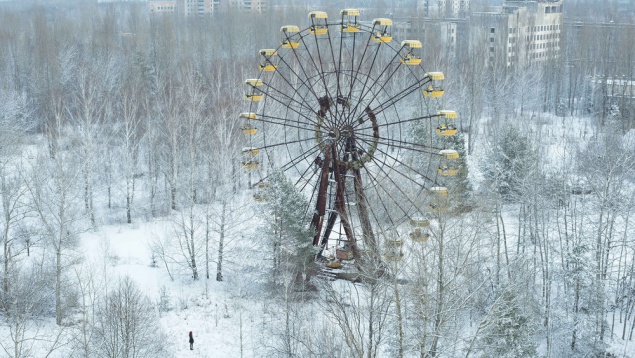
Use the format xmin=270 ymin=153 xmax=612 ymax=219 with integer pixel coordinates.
xmin=27 ymin=146 xmax=86 ymax=325
xmin=93 ymin=276 xmax=170 ymax=358
xmin=0 ymin=261 xmax=66 ymax=358
xmin=116 ymin=77 xmax=146 ymax=224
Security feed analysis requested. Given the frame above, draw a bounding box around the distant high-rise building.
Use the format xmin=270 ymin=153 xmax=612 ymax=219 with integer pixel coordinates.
xmin=228 ymin=0 xmax=266 ymax=12
xmin=176 ymin=0 xmax=221 ymax=16
xmin=419 ymin=0 xmax=470 ymax=18
xmin=175 ymin=0 xmax=265 ymax=15
xmin=149 ymin=1 xmax=176 ymax=14
xmin=471 ymin=0 xmax=563 ymax=67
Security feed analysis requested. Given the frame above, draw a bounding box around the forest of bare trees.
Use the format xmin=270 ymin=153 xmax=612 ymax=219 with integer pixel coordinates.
xmin=0 ymin=0 xmax=634 ymax=357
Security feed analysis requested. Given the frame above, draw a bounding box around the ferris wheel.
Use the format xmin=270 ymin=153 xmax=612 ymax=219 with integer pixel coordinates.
xmin=240 ymin=9 xmax=460 ymax=271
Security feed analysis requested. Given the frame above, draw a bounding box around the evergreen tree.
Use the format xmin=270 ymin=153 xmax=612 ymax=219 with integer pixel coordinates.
xmin=480 ymin=124 xmax=538 ymax=202
xmin=478 ymin=285 xmax=538 ymax=358
xmin=445 ymin=132 xmax=472 ymax=210
xmin=261 ymin=171 xmax=315 ymax=288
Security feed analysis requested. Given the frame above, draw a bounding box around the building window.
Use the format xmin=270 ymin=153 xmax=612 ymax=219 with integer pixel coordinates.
xmin=491 ymin=28 xmax=495 ymax=33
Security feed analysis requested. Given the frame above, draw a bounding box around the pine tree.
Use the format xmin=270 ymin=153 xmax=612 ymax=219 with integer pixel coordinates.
xmin=481 ymin=125 xmax=538 ymax=202
xmin=261 ymin=171 xmax=315 ymax=288
xmin=478 ymin=286 xmax=538 ymax=358
xmin=445 ymin=132 xmax=472 ymax=211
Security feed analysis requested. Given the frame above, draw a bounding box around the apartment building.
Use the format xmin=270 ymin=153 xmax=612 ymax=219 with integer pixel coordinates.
xmin=419 ymin=0 xmax=471 ymax=19
xmin=471 ymin=0 xmax=563 ymax=67
xmin=149 ymin=1 xmax=176 ymax=14
xmin=231 ymin=0 xmax=267 ymax=12
xmin=393 ymin=18 xmax=465 ymax=60
xmin=175 ymin=0 xmax=220 ymax=16
xmin=174 ymin=0 xmax=265 ymax=15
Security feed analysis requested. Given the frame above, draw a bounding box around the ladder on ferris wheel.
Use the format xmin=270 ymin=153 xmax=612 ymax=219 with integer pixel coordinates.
xmin=317 ymin=266 xmax=337 ymax=281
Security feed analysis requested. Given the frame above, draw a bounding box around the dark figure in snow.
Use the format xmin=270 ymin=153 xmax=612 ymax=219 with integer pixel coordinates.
xmin=189 ymin=331 xmax=194 ymax=350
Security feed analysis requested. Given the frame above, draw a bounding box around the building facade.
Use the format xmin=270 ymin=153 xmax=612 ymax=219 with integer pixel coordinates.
xmin=231 ymin=0 xmax=267 ymax=12
xmin=174 ymin=0 xmax=265 ymax=15
xmin=149 ymin=1 xmax=176 ymax=14
xmin=470 ymin=0 xmax=563 ymax=67
xmin=419 ymin=0 xmax=471 ymax=19
xmin=175 ymin=0 xmax=219 ymax=16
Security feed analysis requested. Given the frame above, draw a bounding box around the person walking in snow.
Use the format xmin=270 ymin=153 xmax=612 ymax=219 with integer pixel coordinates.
xmin=189 ymin=331 xmax=194 ymax=350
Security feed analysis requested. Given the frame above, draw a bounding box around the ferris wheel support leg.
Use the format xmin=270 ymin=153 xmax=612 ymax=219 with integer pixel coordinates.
xmin=351 ymin=150 xmax=386 ymax=277
xmin=317 ymin=211 xmax=338 ymax=255
xmin=310 ymin=146 xmax=332 ymax=248
xmin=353 ymin=168 xmax=377 ymax=255
xmin=331 ymin=147 xmax=359 ymax=264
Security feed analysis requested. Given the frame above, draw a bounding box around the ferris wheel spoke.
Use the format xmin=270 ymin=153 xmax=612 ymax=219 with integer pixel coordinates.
xmin=345 ymin=31 xmax=373 ymax=109
xmin=342 ymin=29 xmax=387 ymax=125
xmin=299 ymin=36 xmax=336 ymax=104
xmin=350 ymin=62 xmax=402 ymax=122
xmin=352 ymin=78 xmax=434 ymax=129
xmin=346 ymin=42 xmax=392 ymax=126
xmin=281 ymin=34 xmax=333 ymax=106
xmin=255 ymin=142 xmax=322 ymax=188
xmin=258 ymin=112 xmax=317 ymax=131
xmin=365 ymin=165 xmax=425 ymax=222
xmin=259 ymin=136 xmax=317 ymax=152
xmin=353 ymin=131 xmax=443 ymax=155
xmin=355 ymin=113 xmax=439 ymax=132
xmin=325 ymin=23 xmax=342 ymax=99
xmin=345 ymin=42 xmax=405 ymax=126
xmin=360 ymin=163 xmax=418 ymax=225
xmin=372 ymin=74 xmax=434 ymax=114
xmin=262 ymin=86 xmax=321 ymax=126
xmin=297 ymin=162 xmax=321 ymax=194
xmin=270 ymin=55 xmax=325 ymax=115
xmin=276 ymin=142 xmax=323 ymax=175
xmin=354 ymin=136 xmax=437 ymax=186
xmin=365 ymin=179 xmax=409 ymax=231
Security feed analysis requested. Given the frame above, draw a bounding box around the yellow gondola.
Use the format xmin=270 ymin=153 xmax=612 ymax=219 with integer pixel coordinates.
xmin=436 ymin=110 xmax=458 ymax=136
xmin=400 ymin=40 xmax=422 ymax=65
xmin=242 ymin=147 xmax=260 ymax=156
xmin=281 ymin=25 xmax=300 ymax=49
xmin=336 ymin=248 xmax=353 ymax=261
xmin=409 ymin=228 xmax=430 ymax=242
xmin=429 ymin=186 xmax=449 ymax=213
xmin=244 ymin=79 xmax=264 ymax=102
xmin=372 ymin=18 xmax=392 ymax=43
xmin=384 ymin=239 xmax=403 ymax=262
xmin=409 ymin=218 xmax=430 ymax=242
xmin=426 ymin=72 xmax=445 ymax=81
xmin=309 ymin=11 xmax=328 ymax=35
xmin=424 ymin=85 xmax=445 ymax=98
xmin=438 ymin=149 xmax=459 ymax=176
xmin=340 ymin=9 xmax=360 ymax=33
xmin=258 ymin=49 xmax=277 ymax=72
xmin=253 ymin=180 xmax=268 ymax=202
xmin=424 ymin=71 xmax=445 ymax=97
xmin=409 ymin=218 xmax=430 ymax=227
xmin=240 ymin=112 xmax=258 ymax=120
xmin=242 ymin=126 xmax=257 ymax=136
xmin=241 ymin=159 xmax=259 ymax=170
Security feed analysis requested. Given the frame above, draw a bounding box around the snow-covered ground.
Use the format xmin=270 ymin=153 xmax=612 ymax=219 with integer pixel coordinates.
xmin=78 ymin=221 xmax=264 ymax=357
xmin=3 ymin=114 xmax=635 ymax=357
